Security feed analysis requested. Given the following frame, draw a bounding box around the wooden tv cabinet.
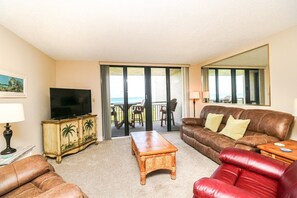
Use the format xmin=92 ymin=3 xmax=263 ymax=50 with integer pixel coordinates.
xmin=42 ymin=114 xmax=98 ymax=163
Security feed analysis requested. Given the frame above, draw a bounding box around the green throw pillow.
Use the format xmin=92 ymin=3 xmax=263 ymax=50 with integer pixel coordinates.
xmin=220 ymin=115 xmax=250 ymax=140
xmin=204 ymin=113 xmax=224 ymax=132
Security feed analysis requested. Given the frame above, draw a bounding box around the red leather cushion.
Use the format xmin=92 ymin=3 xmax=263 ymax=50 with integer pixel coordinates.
xmin=211 ymin=164 xmax=241 ymax=185
xmin=236 ymin=169 xmax=278 ymax=197
xmin=193 ymin=178 xmax=257 ymax=198
xmin=220 ymin=148 xmax=288 ymax=179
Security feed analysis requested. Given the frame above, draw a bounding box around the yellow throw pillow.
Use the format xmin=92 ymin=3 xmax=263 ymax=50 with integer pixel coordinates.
xmin=204 ymin=113 xmax=224 ymax=132
xmin=220 ymin=115 xmax=250 ymax=140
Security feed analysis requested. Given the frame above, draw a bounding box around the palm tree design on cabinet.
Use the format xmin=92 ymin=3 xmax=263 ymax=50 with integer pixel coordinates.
xmin=62 ymin=123 xmax=76 ymax=150
xmin=83 ymin=119 xmax=94 ymax=142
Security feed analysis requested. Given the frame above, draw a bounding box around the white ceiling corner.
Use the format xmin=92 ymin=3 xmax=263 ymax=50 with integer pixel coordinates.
xmin=0 ymin=0 xmax=297 ymax=64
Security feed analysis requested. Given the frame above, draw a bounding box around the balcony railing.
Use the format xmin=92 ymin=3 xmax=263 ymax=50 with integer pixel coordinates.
xmin=110 ymin=101 xmax=166 ymax=124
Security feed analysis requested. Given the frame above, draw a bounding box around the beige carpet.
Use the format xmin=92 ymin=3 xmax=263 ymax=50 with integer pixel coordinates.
xmin=49 ymin=132 xmax=218 ymax=198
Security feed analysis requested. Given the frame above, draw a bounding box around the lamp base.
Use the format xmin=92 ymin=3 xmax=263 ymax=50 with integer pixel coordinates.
xmin=1 ymin=123 xmax=17 ymax=155
xmin=1 ymin=147 xmax=16 ymax=155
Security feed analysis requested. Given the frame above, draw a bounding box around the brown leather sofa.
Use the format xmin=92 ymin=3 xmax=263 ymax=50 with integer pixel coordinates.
xmin=0 ymin=155 xmax=87 ymax=198
xmin=180 ymin=105 xmax=294 ymax=164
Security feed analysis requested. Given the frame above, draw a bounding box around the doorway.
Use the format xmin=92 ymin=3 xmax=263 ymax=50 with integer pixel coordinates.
xmin=109 ymin=66 xmax=182 ymax=137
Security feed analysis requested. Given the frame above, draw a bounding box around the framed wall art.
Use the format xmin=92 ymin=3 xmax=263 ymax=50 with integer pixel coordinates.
xmin=0 ymin=70 xmax=27 ymax=97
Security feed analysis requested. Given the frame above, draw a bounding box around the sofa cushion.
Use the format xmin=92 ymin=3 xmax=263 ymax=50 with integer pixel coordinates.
xmin=219 ymin=115 xmax=250 ymax=140
xmin=204 ymin=113 xmax=224 ymax=132
xmin=182 ymin=125 xmax=198 ymax=138
xmin=207 ymin=134 xmax=235 ymax=153
xmin=2 ymin=183 xmax=44 ymax=198
xmin=239 ymin=109 xmax=293 ymax=140
xmin=32 ymin=172 xmax=65 ymax=192
xmin=200 ymin=105 xmax=244 ymax=125
xmin=0 ymin=155 xmax=52 ymax=196
xmin=193 ymin=128 xmax=218 ymax=146
xmin=0 ymin=155 xmax=86 ymax=198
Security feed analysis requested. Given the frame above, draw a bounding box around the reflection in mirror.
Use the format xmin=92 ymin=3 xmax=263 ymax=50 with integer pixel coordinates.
xmin=201 ymin=45 xmax=270 ymax=106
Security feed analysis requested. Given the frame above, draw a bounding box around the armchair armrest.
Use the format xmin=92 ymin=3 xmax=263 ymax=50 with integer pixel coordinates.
xmin=0 ymin=155 xmax=53 ymax=196
xmin=236 ymin=135 xmax=279 ymax=147
xmin=182 ymin=118 xmax=203 ymax=126
xmin=219 ymin=148 xmax=288 ymax=180
xmin=193 ymin=178 xmax=257 ymax=198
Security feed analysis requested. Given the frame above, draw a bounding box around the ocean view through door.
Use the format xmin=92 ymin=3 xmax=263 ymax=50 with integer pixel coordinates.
xmin=109 ymin=66 xmax=182 ymax=137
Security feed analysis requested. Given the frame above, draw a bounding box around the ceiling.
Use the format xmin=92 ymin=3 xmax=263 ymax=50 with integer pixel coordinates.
xmin=0 ymin=0 xmax=297 ymax=65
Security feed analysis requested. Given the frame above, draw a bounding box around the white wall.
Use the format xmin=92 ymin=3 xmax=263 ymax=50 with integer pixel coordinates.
xmin=189 ymin=25 xmax=297 ymax=140
xmin=0 ymin=25 xmax=56 ymax=154
xmin=55 ymin=61 xmax=102 ymax=140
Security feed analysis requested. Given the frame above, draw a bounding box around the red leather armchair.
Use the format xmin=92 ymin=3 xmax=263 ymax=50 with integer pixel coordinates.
xmin=193 ymin=148 xmax=297 ymax=198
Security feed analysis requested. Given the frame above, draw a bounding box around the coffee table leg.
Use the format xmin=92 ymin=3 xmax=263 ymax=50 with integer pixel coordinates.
xmin=140 ymin=156 xmax=146 ymax=185
xmin=171 ymin=152 xmax=176 ymax=180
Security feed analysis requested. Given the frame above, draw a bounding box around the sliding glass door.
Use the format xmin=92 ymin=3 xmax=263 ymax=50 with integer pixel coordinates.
xmin=109 ymin=66 xmax=182 ymax=137
xmin=151 ymin=68 xmax=167 ymax=132
xmin=170 ymin=68 xmax=182 ymax=131
xmin=127 ymin=68 xmax=146 ymax=132
xmin=110 ymin=67 xmax=125 ymax=137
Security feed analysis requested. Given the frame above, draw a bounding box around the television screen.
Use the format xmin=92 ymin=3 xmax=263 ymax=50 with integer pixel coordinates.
xmin=50 ymin=88 xmax=92 ymax=119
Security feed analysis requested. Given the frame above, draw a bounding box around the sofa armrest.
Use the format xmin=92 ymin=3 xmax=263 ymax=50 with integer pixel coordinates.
xmin=0 ymin=155 xmax=53 ymax=196
xmin=193 ymin=178 xmax=257 ymax=198
xmin=35 ymin=183 xmax=87 ymax=198
xmin=182 ymin=118 xmax=203 ymax=126
xmin=236 ymin=135 xmax=279 ymax=147
xmin=219 ymin=148 xmax=288 ymax=180
xmin=234 ymin=143 xmax=257 ymax=152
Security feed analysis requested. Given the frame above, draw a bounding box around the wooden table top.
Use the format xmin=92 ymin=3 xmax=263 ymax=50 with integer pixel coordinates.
xmin=257 ymin=140 xmax=297 ymax=161
xmin=130 ymin=131 xmax=178 ymax=156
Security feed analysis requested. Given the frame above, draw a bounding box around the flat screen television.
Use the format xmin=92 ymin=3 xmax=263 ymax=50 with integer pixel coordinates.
xmin=50 ymin=88 xmax=92 ymax=119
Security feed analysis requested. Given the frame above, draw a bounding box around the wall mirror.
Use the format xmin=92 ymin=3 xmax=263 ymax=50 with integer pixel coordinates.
xmin=201 ymin=44 xmax=270 ymax=106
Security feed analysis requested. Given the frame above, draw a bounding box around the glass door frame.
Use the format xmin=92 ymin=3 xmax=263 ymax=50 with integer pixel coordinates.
xmin=109 ymin=65 xmax=181 ymax=136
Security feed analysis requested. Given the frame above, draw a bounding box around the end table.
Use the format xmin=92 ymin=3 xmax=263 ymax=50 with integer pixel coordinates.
xmin=0 ymin=145 xmax=35 ymax=166
xmin=257 ymin=140 xmax=297 ymax=164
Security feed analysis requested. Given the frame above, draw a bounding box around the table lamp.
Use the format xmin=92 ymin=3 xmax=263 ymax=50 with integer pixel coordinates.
xmin=203 ymin=91 xmax=210 ymax=103
xmin=190 ymin=91 xmax=200 ymax=117
xmin=0 ymin=103 xmax=25 ymax=155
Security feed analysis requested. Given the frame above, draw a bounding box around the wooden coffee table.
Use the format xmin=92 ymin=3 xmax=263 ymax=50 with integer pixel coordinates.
xmin=257 ymin=140 xmax=297 ymax=164
xmin=130 ymin=131 xmax=178 ymax=185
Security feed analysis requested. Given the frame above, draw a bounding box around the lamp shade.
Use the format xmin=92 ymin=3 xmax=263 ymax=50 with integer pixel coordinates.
xmin=0 ymin=103 xmax=25 ymax=123
xmin=190 ymin=91 xmax=200 ymax=99
xmin=293 ymin=98 xmax=297 ymax=116
xmin=203 ymin=91 xmax=210 ymax=99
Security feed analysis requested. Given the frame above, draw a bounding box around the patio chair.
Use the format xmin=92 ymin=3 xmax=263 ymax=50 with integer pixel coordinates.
xmin=160 ymin=98 xmax=177 ymax=127
xmin=131 ymin=99 xmax=145 ymax=127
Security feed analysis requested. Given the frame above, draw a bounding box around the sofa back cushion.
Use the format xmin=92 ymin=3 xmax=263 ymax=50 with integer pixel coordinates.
xmin=239 ymin=109 xmax=293 ymax=140
xmin=278 ymin=160 xmax=297 ymax=198
xmin=0 ymin=155 xmax=53 ymax=196
xmin=200 ymin=105 xmax=244 ymax=127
